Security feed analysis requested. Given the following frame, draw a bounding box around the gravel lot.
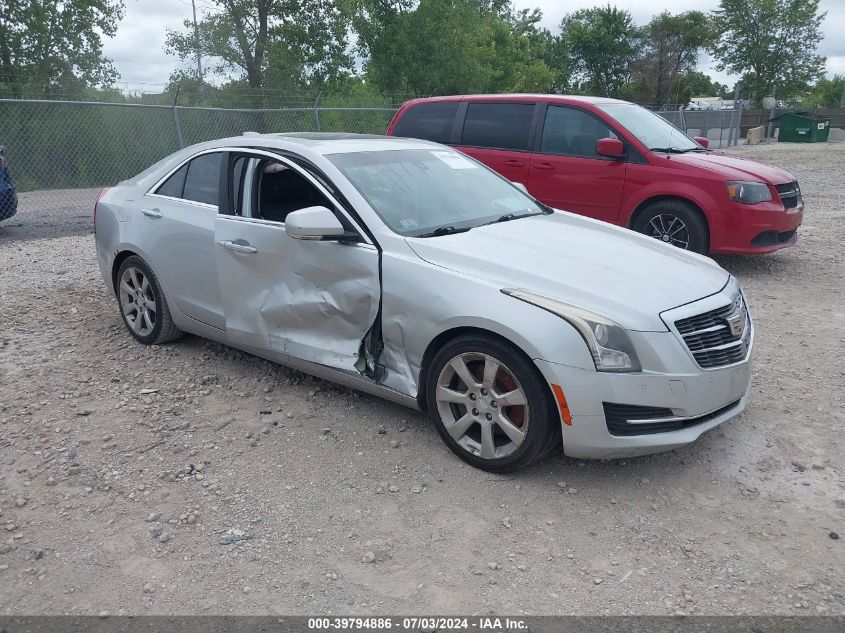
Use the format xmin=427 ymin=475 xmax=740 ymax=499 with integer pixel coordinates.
xmin=0 ymin=142 xmax=843 ymax=616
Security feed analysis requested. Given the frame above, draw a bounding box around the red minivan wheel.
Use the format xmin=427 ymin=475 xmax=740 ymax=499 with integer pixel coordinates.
xmin=633 ymin=200 xmax=709 ymax=254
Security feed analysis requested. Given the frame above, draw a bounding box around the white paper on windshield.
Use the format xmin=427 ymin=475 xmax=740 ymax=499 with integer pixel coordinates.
xmin=430 ymin=150 xmax=477 ymax=169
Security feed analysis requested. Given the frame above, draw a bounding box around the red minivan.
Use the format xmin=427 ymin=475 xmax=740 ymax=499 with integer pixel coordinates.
xmin=386 ymin=95 xmax=804 ymax=255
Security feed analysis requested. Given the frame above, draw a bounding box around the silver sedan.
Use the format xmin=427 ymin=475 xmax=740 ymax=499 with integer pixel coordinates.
xmin=95 ymin=133 xmax=753 ymax=472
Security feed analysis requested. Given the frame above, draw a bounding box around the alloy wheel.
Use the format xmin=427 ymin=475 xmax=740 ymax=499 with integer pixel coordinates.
xmin=646 ymin=213 xmax=690 ymax=249
xmin=118 ymin=266 xmax=157 ymax=337
xmin=435 ymin=352 xmax=529 ymax=460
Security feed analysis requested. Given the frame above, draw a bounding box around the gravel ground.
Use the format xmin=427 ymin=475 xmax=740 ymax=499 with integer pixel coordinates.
xmin=0 ymin=142 xmax=843 ymax=616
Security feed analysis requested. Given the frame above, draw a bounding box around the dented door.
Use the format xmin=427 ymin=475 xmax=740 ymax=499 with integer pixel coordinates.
xmin=215 ymin=214 xmax=381 ymax=371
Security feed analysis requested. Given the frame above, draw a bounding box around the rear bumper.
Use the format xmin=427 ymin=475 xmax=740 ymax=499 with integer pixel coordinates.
xmin=0 ymin=186 xmax=17 ymax=221
xmin=709 ymin=202 xmax=803 ymax=255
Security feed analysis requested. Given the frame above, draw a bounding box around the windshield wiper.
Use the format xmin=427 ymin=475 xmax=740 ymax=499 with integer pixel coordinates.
xmin=649 ymin=146 xmax=690 ymax=154
xmin=417 ymin=225 xmax=472 ymax=238
xmin=482 ymin=211 xmax=543 ymax=226
xmin=651 ymin=146 xmax=706 ymax=154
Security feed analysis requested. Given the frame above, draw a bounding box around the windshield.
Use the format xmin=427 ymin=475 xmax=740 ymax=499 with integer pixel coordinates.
xmin=328 ymin=149 xmax=547 ymax=237
xmin=597 ymin=103 xmax=702 ymax=152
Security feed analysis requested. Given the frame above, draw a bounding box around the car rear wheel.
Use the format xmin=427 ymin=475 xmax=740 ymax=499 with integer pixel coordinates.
xmin=116 ymin=256 xmax=182 ymax=345
xmin=633 ymin=200 xmax=708 ymax=254
xmin=425 ymin=334 xmax=561 ymax=472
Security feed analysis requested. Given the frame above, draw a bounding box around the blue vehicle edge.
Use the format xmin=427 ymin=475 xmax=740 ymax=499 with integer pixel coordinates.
xmin=0 ymin=145 xmax=18 ymax=222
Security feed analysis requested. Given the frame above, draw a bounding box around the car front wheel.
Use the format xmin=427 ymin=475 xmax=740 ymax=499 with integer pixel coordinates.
xmin=425 ymin=334 xmax=561 ymax=472
xmin=116 ymin=255 xmax=182 ymax=345
xmin=633 ymin=200 xmax=709 ymax=254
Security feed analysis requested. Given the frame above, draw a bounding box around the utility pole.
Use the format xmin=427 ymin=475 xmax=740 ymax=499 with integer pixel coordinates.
xmin=191 ymin=0 xmax=204 ymax=85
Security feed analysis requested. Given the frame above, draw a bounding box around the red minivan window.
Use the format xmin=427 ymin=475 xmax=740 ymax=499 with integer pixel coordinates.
xmin=460 ymin=102 xmax=534 ymax=151
xmin=391 ymin=101 xmax=459 ymax=144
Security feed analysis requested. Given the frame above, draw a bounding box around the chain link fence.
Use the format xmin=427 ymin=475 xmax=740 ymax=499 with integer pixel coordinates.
xmin=0 ymin=99 xmax=397 ymax=215
xmin=1 ymin=98 xmax=745 ymax=218
xmin=657 ymin=107 xmax=743 ymax=148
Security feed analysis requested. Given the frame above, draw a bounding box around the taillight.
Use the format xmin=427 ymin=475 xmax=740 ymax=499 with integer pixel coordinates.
xmin=94 ymin=187 xmax=109 ymax=233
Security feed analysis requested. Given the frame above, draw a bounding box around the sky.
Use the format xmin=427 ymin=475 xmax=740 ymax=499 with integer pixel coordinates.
xmin=102 ymin=0 xmax=845 ymax=91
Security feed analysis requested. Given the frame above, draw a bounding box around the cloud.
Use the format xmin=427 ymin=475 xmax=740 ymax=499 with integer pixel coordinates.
xmin=102 ymin=0 xmax=197 ymax=87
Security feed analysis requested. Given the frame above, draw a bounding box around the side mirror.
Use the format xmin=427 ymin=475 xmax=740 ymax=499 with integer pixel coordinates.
xmin=596 ymin=137 xmax=626 ymax=159
xmin=511 ymin=181 xmax=528 ymax=193
xmin=693 ymin=136 xmax=710 ymax=149
xmin=285 ymin=206 xmax=346 ymax=240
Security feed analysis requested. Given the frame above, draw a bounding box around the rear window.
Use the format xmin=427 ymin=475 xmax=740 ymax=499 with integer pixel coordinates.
xmin=156 ymin=163 xmax=188 ymax=198
xmin=460 ymin=103 xmax=534 ymax=151
xmin=392 ymin=102 xmax=459 ymax=144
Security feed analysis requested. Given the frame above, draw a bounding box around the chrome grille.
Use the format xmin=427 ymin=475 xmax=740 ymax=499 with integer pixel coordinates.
xmin=675 ymin=294 xmax=750 ymax=369
xmin=774 ymin=181 xmax=801 ymax=210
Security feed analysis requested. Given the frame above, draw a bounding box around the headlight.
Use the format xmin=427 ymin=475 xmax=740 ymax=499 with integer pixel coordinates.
xmin=502 ymin=288 xmax=641 ymax=372
xmin=725 ymin=181 xmax=772 ymax=204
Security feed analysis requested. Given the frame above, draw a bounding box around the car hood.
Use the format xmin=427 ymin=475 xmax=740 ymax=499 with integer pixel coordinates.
xmin=405 ymin=212 xmax=730 ymax=332
xmin=669 ymin=151 xmax=795 ymax=184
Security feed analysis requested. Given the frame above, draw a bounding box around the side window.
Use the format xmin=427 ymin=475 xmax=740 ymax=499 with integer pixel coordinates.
xmin=252 ymin=159 xmax=332 ymax=224
xmin=460 ymin=103 xmax=534 ymax=151
xmin=182 ymin=153 xmax=222 ymax=206
xmin=392 ymin=102 xmax=459 ymax=144
xmin=155 ymin=163 xmax=188 ymax=198
xmin=540 ymin=106 xmax=617 ymax=159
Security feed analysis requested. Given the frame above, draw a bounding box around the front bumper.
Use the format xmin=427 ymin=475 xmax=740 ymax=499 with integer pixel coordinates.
xmin=709 ymin=200 xmax=803 ymax=255
xmin=535 ymin=280 xmax=753 ymax=459
xmin=536 ymin=358 xmax=751 ymax=458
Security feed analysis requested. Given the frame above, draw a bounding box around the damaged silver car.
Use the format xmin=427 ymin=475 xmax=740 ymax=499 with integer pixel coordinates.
xmin=95 ymin=133 xmax=753 ymax=472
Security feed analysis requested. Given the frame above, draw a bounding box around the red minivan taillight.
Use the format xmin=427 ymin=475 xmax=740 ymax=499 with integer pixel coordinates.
xmin=94 ymin=187 xmax=109 ymax=234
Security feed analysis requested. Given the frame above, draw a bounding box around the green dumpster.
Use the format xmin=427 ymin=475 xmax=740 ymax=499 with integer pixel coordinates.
xmin=770 ymin=111 xmax=831 ymax=142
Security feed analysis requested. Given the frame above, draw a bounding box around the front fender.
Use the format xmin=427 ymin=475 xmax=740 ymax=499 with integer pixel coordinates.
xmin=379 ymin=246 xmax=595 ymax=398
xmin=622 ymin=180 xmax=718 ymax=227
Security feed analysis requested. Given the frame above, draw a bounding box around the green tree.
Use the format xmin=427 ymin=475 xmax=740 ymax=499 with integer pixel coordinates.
xmin=632 ymin=11 xmax=713 ymax=105
xmin=488 ymin=8 xmax=556 ymax=93
xmin=0 ymin=0 xmax=124 ymax=98
xmin=802 ymin=75 xmax=845 ymax=108
xmin=351 ymin=0 xmax=493 ymax=96
xmin=710 ymin=0 xmax=826 ymax=105
xmin=680 ymin=70 xmax=727 ymax=97
xmin=351 ymin=0 xmax=554 ymax=96
xmin=559 ymin=5 xmax=638 ymax=97
xmin=165 ymin=0 xmax=352 ymax=95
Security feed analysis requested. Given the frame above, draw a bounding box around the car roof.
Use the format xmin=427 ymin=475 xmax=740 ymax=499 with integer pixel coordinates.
xmin=228 ymin=132 xmax=439 ymax=155
xmin=126 ymin=133 xmax=443 ymax=189
xmin=400 ymin=94 xmax=631 ymax=106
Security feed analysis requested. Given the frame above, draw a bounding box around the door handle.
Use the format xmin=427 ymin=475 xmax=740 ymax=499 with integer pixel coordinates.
xmin=218 ymin=240 xmax=258 ymax=254
xmin=142 ymin=208 xmax=163 ymax=218
xmin=504 ymin=160 xmax=525 ymax=167
xmin=533 ymin=163 xmax=555 ymax=170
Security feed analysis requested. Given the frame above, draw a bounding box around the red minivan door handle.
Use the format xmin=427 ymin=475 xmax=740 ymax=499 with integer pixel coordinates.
xmin=534 ymin=162 xmax=555 ymax=170
xmin=504 ymin=159 xmax=525 ymax=167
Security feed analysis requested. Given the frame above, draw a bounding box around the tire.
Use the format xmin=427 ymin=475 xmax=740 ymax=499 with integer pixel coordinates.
xmin=425 ymin=334 xmax=561 ymax=473
xmin=632 ymin=200 xmax=709 ymax=254
xmin=116 ymin=255 xmax=182 ymax=345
